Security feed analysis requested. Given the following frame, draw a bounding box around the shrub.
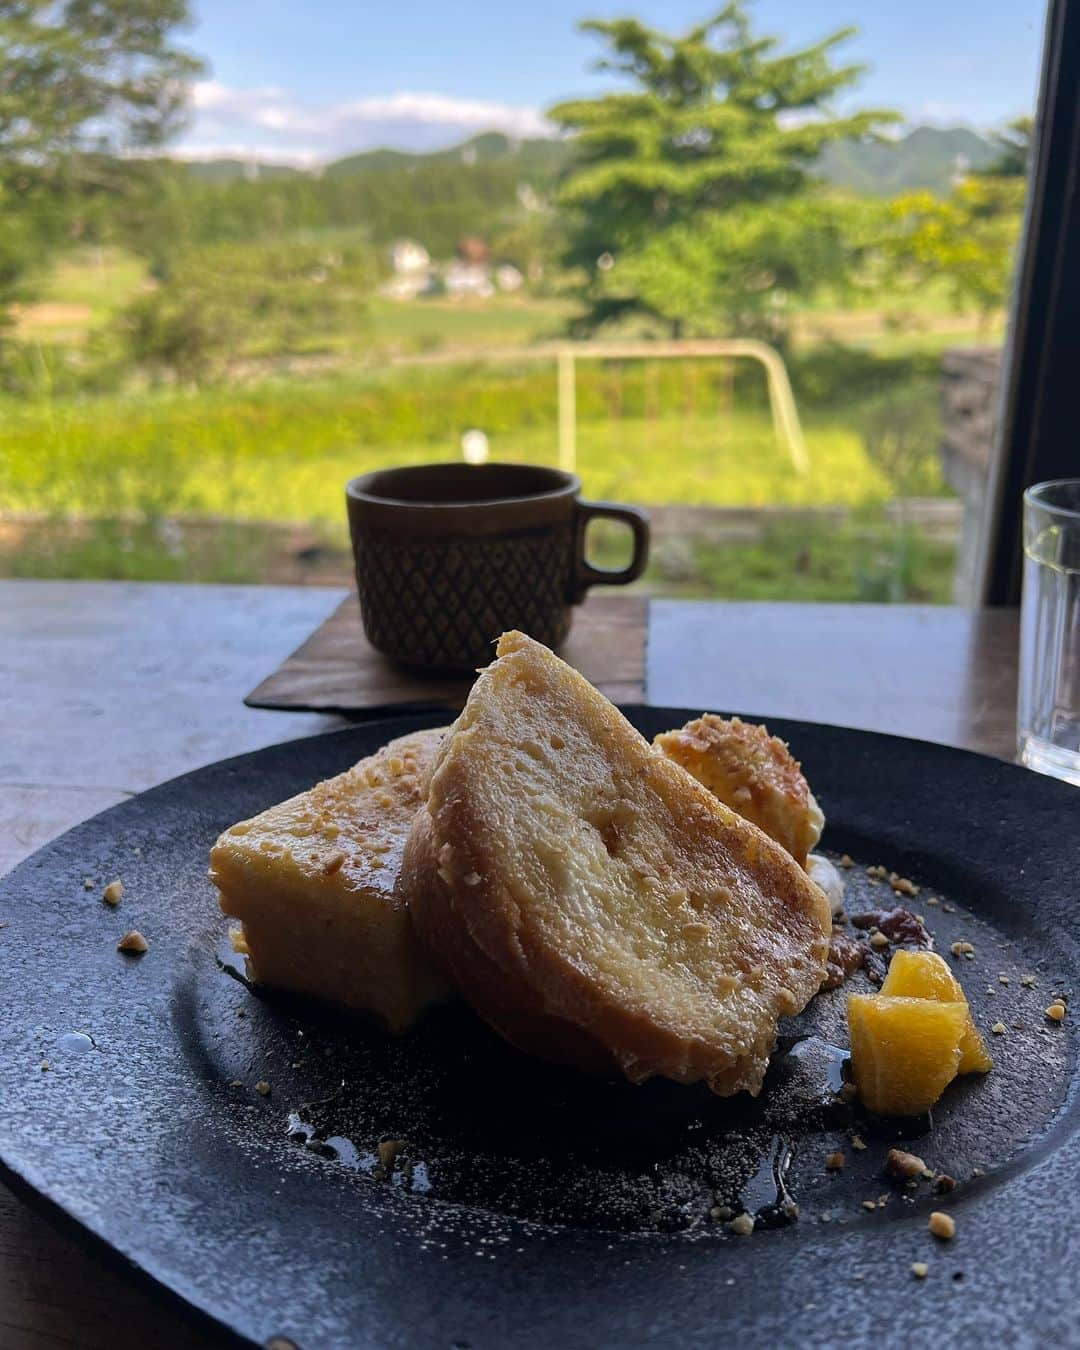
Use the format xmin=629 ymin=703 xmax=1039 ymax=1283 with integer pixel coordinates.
xmin=113 ymin=239 xmax=377 ymax=382
xmin=852 ymin=378 xmax=944 ymax=497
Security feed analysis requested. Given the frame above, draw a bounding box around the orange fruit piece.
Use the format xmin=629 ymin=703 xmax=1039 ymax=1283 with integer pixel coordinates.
xmin=848 ymin=993 xmax=967 ymax=1116
xmin=880 ymin=949 xmax=993 ymax=1073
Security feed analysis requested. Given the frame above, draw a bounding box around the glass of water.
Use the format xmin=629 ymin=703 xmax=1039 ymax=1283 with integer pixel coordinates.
xmin=1018 ymin=480 xmax=1080 ymax=786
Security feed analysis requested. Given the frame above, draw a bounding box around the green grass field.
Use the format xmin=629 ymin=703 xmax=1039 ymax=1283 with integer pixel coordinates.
xmin=2 ymin=247 xmax=975 ymax=600
xmin=13 ymin=248 xmax=147 ymax=341
xmin=12 ymin=247 xmax=1000 ymax=355
xmin=0 ymin=366 xmax=918 ymax=522
xmin=365 ymin=295 xmax=578 ymax=352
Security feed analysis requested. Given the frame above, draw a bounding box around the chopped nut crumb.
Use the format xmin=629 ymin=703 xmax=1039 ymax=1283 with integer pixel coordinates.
xmin=229 ymin=1079 xmax=243 ymax=1088
xmin=998 ymin=973 xmax=1010 ymax=985
xmin=840 ymin=854 xmax=854 ymax=868
xmin=255 ymin=1080 xmax=270 ymax=1096
xmin=926 ymin=896 xmax=940 ymax=906
xmin=862 ymin=1199 xmax=878 ymax=1211
xmin=710 ymin=1204 xmax=734 ymax=1221
xmin=825 ymin=1151 xmax=846 ymax=1172
xmin=82 ymin=878 xmax=94 ymax=891
xmin=911 ymin=1261 xmax=929 ymax=1279
xmin=1021 ymin=974 xmax=1037 ymax=987
xmin=377 ymin=1138 xmax=403 ymax=1171
xmin=890 ymin=875 xmax=919 ymax=896
xmin=102 ymin=879 xmax=124 ymax=906
xmin=885 ymin=1148 xmax=927 ymax=1181
xmin=933 ymin=1174 xmax=957 ymax=1194
xmin=322 ymin=852 xmax=346 ymax=876
xmin=851 ymin=1134 xmax=867 ymax=1151
xmin=991 ymin=1021 xmax=1007 ymax=1035
xmin=929 ymin=1211 xmax=956 ymax=1240
xmin=117 ymin=930 xmax=148 ymax=954
xmin=869 ymin=930 xmax=889 ymax=949
xmin=727 ymin=1212 xmax=754 ymax=1236
xmin=1046 ymin=1003 xmax=1066 ymax=1022
xmin=40 ymin=1060 xmax=49 ymax=1071
xmin=950 ymin=940 xmax=975 ymax=957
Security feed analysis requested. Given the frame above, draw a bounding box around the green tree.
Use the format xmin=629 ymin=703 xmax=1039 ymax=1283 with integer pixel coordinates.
xmin=0 ymin=0 xmax=203 ymax=315
xmin=549 ymin=4 xmax=897 ymax=339
xmin=113 ymin=239 xmax=376 ymax=383
xmin=986 ymin=116 xmax=1033 ymax=179
xmin=884 ymin=138 xmax=1026 ymax=331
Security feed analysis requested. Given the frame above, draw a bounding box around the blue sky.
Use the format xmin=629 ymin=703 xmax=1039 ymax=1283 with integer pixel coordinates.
xmin=178 ymin=0 xmax=1047 ymax=163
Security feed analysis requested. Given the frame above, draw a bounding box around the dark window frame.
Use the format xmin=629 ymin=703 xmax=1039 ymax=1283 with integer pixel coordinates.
xmin=980 ymin=0 xmax=1080 ymax=604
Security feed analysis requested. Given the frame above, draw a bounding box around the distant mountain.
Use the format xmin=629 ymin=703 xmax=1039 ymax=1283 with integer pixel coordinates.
xmin=817 ymin=126 xmax=999 ymax=196
xmin=180 ymin=158 xmax=304 ymax=183
xmin=170 ymin=125 xmax=1002 ymax=197
xmin=325 ymin=132 xmax=569 ymax=182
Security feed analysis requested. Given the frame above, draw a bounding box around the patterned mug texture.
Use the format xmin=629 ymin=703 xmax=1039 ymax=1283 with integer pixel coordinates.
xmin=346 ymin=463 xmax=649 ymax=672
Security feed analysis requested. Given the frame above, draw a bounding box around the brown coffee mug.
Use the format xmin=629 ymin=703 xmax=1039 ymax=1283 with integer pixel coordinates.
xmin=346 ymin=463 xmax=649 ymax=672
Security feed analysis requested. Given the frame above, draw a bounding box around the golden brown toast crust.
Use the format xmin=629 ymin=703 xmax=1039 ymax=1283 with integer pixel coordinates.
xmin=655 ymin=714 xmax=824 ymax=868
xmin=405 ymin=633 xmax=831 ymax=1094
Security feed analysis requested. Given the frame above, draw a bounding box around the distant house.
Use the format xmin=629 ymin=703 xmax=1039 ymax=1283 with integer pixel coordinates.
xmin=494 ymin=263 xmax=524 ymax=293
xmin=390 ymin=239 xmax=430 ymax=275
xmin=456 ymin=235 xmax=490 ymax=265
xmin=381 ymin=235 xmax=515 ymax=303
xmin=444 ymin=259 xmax=494 ymax=298
xmin=381 ymin=238 xmax=433 ymax=300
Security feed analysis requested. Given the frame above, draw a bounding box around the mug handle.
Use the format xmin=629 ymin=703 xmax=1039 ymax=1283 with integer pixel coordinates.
xmin=572 ymin=500 xmax=650 ymax=600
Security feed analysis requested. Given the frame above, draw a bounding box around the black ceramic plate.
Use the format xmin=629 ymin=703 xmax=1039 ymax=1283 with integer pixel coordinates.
xmin=1 ymin=710 xmax=1078 ymax=1350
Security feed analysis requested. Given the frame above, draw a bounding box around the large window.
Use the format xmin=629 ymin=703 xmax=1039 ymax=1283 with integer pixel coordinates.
xmin=0 ymin=1 xmax=1048 ymax=603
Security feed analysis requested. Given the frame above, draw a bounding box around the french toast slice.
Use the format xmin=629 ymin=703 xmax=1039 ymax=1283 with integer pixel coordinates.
xmin=210 ymin=727 xmax=450 ymax=1032
xmin=655 ymin=714 xmax=824 ymax=868
xmin=402 ymin=633 xmax=831 ymax=1095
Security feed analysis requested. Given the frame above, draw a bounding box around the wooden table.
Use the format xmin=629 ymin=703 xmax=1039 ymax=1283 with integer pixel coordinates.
xmin=0 ymin=581 xmax=1021 ymax=1349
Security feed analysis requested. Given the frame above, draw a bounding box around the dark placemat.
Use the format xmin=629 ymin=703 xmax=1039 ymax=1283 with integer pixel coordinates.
xmin=245 ymin=593 xmax=649 ymax=714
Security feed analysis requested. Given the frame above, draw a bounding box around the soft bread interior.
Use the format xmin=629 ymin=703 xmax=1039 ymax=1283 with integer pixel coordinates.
xmin=210 ymin=727 xmax=451 ymax=1032
xmin=405 ymin=633 xmax=831 ymax=1094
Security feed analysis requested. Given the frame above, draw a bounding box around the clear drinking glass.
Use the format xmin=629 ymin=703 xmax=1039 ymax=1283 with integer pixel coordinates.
xmin=1018 ymin=480 xmax=1080 ymax=786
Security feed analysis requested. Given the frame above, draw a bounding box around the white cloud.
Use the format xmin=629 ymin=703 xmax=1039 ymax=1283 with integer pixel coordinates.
xmin=912 ymin=101 xmax=981 ymax=126
xmin=167 ymin=142 xmax=327 ymax=168
xmin=180 ymin=80 xmax=554 ymax=161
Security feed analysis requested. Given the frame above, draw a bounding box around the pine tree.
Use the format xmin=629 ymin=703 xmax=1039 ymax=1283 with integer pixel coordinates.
xmin=549 ymin=4 xmax=897 ymax=338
